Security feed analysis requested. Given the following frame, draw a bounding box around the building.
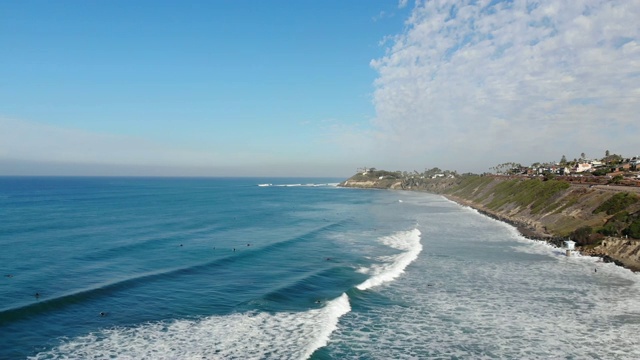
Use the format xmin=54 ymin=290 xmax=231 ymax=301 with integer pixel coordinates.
xmin=573 ymin=163 xmax=592 ymax=173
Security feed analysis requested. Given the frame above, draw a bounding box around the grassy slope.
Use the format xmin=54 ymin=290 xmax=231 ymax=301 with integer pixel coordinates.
xmin=443 ymin=176 xmax=640 ymax=238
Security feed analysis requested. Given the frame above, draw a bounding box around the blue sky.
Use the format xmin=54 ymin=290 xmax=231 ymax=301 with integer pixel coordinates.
xmin=2 ymin=1 xmax=639 ymax=177
xmin=1 ymin=0 xmax=409 ymax=176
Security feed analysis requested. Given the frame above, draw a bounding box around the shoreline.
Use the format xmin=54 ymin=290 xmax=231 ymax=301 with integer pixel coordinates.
xmin=339 ymin=179 xmax=640 ymax=272
xmin=442 ymin=194 xmax=633 ymax=271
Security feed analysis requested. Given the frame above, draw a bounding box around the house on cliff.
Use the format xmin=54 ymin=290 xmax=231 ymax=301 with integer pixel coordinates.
xmin=573 ymin=163 xmax=592 ymax=173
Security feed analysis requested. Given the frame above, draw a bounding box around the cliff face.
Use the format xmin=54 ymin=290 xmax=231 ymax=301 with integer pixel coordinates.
xmin=444 ymin=177 xmax=607 ymax=236
xmin=339 ymin=172 xmax=458 ymax=191
xmin=583 ymin=238 xmax=640 ymax=271
xmin=340 ymin=179 xmax=404 ymax=190
xmin=441 ymin=176 xmax=640 ymax=270
xmin=339 ymin=173 xmax=640 ymax=271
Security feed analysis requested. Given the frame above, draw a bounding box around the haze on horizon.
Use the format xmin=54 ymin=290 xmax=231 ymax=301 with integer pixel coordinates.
xmin=1 ymin=0 xmax=638 ymax=177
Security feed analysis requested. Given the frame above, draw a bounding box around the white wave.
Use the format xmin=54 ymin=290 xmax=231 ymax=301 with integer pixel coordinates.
xmin=268 ymin=183 xmax=339 ymax=188
xmin=257 ymin=183 xmax=272 ymax=187
xmin=319 ymin=183 xmax=340 ymax=187
xmin=31 ymin=294 xmax=351 ymax=360
xmin=453 ymin=200 xmax=640 ymax=291
xmin=356 ymin=229 xmax=422 ymax=290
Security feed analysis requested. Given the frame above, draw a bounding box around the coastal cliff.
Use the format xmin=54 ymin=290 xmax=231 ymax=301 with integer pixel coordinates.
xmin=340 ymin=173 xmax=640 ymax=271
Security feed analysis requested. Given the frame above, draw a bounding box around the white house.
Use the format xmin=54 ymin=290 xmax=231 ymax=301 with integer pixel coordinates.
xmin=574 ymin=163 xmax=592 ymax=173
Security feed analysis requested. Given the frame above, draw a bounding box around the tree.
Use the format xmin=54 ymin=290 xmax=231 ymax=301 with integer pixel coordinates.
xmin=592 ymin=168 xmax=610 ymax=176
xmin=605 ymin=149 xmax=610 ymax=157
xmin=626 ymin=219 xmax=640 ymax=239
xmin=611 ymin=174 xmax=624 ymax=184
xmin=581 ymin=152 xmax=586 ymax=160
xmin=560 ymin=155 xmax=567 ymax=164
xmin=571 ymin=226 xmax=593 ymax=245
xmin=424 ymin=167 xmax=442 ymax=176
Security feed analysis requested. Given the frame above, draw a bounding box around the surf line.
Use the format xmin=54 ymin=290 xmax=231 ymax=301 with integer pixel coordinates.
xmin=32 ymin=292 xmax=353 ymax=359
xmin=356 ymin=228 xmax=423 ymax=291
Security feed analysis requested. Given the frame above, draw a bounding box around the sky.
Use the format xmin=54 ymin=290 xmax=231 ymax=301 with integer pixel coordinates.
xmin=1 ymin=0 xmax=639 ymax=177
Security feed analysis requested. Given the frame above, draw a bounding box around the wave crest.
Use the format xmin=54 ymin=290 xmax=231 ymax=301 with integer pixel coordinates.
xmin=31 ymin=294 xmax=351 ymax=360
xmin=356 ymin=228 xmax=422 ymax=291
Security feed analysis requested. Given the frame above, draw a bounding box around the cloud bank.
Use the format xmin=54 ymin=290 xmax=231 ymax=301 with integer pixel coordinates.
xmin=370 ymin=0 xmax=640 ymax=172
xmin=0 ymin=118 xmax=214 ymax=167
xmin=0 ymin=118 xmax=353 ymax=177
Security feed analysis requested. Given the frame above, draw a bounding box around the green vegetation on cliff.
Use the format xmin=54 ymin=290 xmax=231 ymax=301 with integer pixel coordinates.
xmin=628 ymin=215 xmax=640 ymax=238
xmin=483 ymin=179 xmax=570 ymax=214
xmin=593 ymin=192 xmax=639 ymax=215
xmin=443 ymin=175 xmax=640 ymax=240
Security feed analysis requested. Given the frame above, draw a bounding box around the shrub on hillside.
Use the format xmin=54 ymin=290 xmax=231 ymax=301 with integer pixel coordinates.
xmin=586 ymin=232 xmax=604 ymax=246
xmin=597 ymin=211 xmax=630 ymax=237
xmin=625 ymin=219 xmax=640 ymax=239
xmin=599 ymin=223 xmax=622 ymax=237
xmin=571 ymin=226 xmax=603 ymax=246
xmin=593 ymin=192 xmax=639 ymax=215
xmin=571 ymin=226 xmax=592 ymax=244
xmin=621 ymin=212 xmax=640 ymax=239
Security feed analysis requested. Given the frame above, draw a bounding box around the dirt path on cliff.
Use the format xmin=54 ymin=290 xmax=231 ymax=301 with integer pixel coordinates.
xmin=571 ymin=183 xmax=640 ymax=193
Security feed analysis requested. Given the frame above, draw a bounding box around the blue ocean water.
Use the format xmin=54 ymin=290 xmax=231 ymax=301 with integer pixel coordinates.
xmin=1 ymin=177 xmax=640 ymax=359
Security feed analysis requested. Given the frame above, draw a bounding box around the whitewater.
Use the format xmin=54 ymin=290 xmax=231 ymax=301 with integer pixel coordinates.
xmin=1 ymin=177 xmax=640 ymax=359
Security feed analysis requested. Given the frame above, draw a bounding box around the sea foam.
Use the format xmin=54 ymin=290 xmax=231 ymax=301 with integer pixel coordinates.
xmin=356 ymin=229 xmax=422 ymax=290
xmin=30 ymin=294 xmax=351 ymax=360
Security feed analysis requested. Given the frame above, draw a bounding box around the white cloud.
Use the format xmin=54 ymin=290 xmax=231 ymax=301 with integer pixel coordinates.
xmin=369 ymin=0 xmax=640 ymax=172
xmin=373 ymin=11 xmax=388 ymax=22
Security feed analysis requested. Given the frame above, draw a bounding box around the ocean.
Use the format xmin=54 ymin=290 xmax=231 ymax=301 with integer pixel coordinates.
xmin=1 ymin=176 xmax=640 ymax=359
